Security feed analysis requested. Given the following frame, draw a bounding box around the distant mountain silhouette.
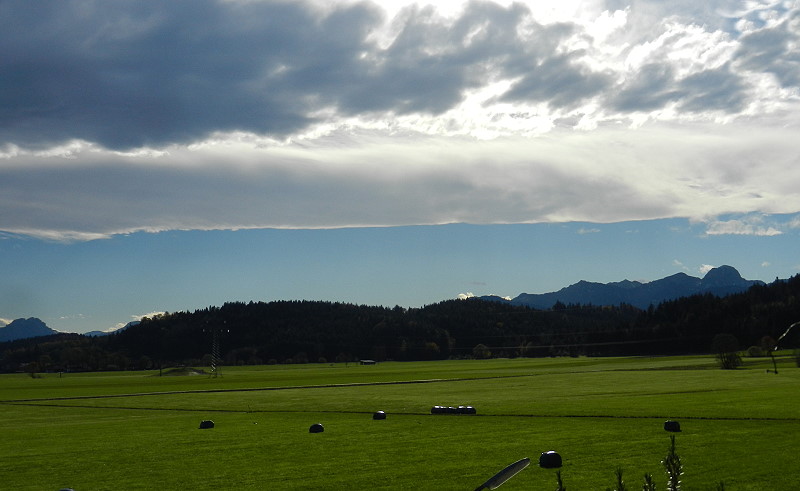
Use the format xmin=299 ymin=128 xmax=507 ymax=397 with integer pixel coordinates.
xmin=484 ymin=265 xmax=764 ymax=310
xmin=0 ymin=318 xmax=59 ymax=342
xmin=84 ymin=320 xmax=139 ymax=337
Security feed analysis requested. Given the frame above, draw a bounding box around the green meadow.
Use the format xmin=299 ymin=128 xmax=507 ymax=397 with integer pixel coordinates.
xmin=1 ymin=355 xmax=798 ymax=490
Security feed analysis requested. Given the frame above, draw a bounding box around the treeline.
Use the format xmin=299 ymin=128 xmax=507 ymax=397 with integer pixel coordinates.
xmin=2 ymin=274 xmax=799 ymax=373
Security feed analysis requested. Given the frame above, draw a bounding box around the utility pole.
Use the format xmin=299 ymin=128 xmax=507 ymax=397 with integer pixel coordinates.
xmin=204 ymin=320 xmax=228 ymax=378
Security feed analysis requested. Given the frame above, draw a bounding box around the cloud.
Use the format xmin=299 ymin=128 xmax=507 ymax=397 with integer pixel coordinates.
xmin=672 ymin=259 xmax=692 ymax=273
xmin=1 ymin=1 xmax=800 ymax=240
xmin=458 ymin=292 xmax=510 ymax=300
xmin=577 ymin=227 xmax=601 ymax=234
xmin=105 ymin=311 xmax=166 ymax=333
xmin=611 ymin=62 xmax=682 ymax=112
xmin=735 ymin=9 xmax=800 ymax=88
xmin=1 ymin=0 xmax=569 ymax=150
xmin=699 ymin=264 xmax=715 ymax=275
xmin=677 ymin=64 xmax=748 ymax=113
xmin=0 ymin=318 xmax=11 ymax=327
xmin=3 ymin=122 xmax=800 ymax=240
xmin=704 ymin=215 xmax=784 ymax=236
xmin=3 ymin=0 xmax=798 ymax=151
xmin=130 ymin=311 xmax=166 ymax=323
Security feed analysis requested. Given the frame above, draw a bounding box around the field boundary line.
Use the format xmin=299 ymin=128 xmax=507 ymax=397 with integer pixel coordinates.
xmin=3 ymin=400 xmax=799 ymax=423
xmin=4 ymin=364 xmax=692 ymax=404
xmin=0 ymin=374 xmax=528 ymax=403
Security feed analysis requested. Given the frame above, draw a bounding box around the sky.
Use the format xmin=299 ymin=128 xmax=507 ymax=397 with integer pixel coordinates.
xmin=1 ymin=0 xmax=799 ymax=333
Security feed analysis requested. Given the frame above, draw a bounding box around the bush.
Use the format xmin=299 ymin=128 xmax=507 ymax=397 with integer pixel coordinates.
xmin=746 ymin=346 xmax=765 ymax=357
xmin=563 ymin=436 xmax=726 ymax=491
xmin=662 ymin=434 xmax=683 ymax=491
xmin=715 ymin=351 xmax=742 ymax=369
xmin=712 ymin=334 xmax=742 ymax=369
xmin=608 ymin=467 xmax=626 ymax=491
xmin=472 ymin=344 xmax=492 ymax=359
xmin=642 ymin=473 xmax=656 ymax=491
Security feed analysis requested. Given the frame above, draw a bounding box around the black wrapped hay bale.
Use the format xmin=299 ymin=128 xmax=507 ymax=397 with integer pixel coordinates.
xmin=309 ymin=423 xmax=324 ymax=433
xmin=539 ymin=450 xmax=562 ymax=469
xmin=664 ymin=420 xmax=681 ymax=432
xmin=198 ymin=420 xmax=215 ymax=429
xmin=431 ymin=405 xmax=446 ymax=414
xmin=373 ymin=410 xmax=386 ymax=420
xmin=463 ymin=406 xmax=477 ymax=415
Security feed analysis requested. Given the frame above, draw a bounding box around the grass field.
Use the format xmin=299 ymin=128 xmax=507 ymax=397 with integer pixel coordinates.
xmin=1 ymin=354 xmax=798 ymax=490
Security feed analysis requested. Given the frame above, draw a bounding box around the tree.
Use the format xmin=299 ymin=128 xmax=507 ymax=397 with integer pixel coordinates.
xmin=712 ymin=333 xmax=741 ymax=369
xmin=759 ymin=335 xmax=776 ymax=352
xmin=472 ymin=343 xmax=492 ymax=359
xmin=415 ymin=342 xmax=439 ymax=360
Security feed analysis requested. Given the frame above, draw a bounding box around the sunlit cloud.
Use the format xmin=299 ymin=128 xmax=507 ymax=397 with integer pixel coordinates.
xmin=109 ymin=311 xmax=164 ymax=329
xmin=0 ymin=0 xmax=799 ymax=241
xmin=458 ymin=292 xmax=511 ymax=300
xmin=672 ymin=259 xmax=691 ymax=273
xmin=131 ymin=311 xmax=166 ymax=323
xmin=699 ymin=264 xmax=716 ymax=275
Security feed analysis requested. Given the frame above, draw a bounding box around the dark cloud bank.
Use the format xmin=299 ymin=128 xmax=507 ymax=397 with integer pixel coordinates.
xmin=2 ymin=0 xmax=798 ymax=151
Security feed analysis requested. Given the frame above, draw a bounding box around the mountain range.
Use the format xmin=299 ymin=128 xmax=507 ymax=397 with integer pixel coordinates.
xmin=481 ymin=265 xmax=764 ymax=310
xmin=0 ymin=319 xmax=139 ymax=343
xmin=0 ymin=318 xmax=59 ymax=343
xmin=84 ymin=321 xmax=140 ymax=338
xmin=0 ymin=265 xmax=766 ymax=343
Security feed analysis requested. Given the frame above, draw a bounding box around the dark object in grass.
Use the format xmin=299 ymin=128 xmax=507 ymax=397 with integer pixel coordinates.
xmin=373 ymin=411 xmax=386 ymax=420
xmin=539 ymin=450 xmax=562 ymax=469
xmin=309 ymin=423 xmax=324 ymax=433
xmin=460 ymin=405 xmax=477 ymax=414
xmin=664 ymin=420 xmax=681 ymax=432
xmin=198 ymin=420 xmax=214 ymax=429
xmin=431 ymin=405 xmax=445 ymax=414
xmin=474 ymin=457 xmax=530 ymax=490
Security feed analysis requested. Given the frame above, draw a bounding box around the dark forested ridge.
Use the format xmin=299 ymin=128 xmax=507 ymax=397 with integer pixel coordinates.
xmin=2 ymin=274 xmax=799 ymax=372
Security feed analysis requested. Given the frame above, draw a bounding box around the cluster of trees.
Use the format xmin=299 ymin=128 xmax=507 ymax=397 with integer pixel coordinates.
xmin=2 ymin=274 xmax=799 ymax=373
xmin=0 ymin=334 xmax=146 ymax=374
